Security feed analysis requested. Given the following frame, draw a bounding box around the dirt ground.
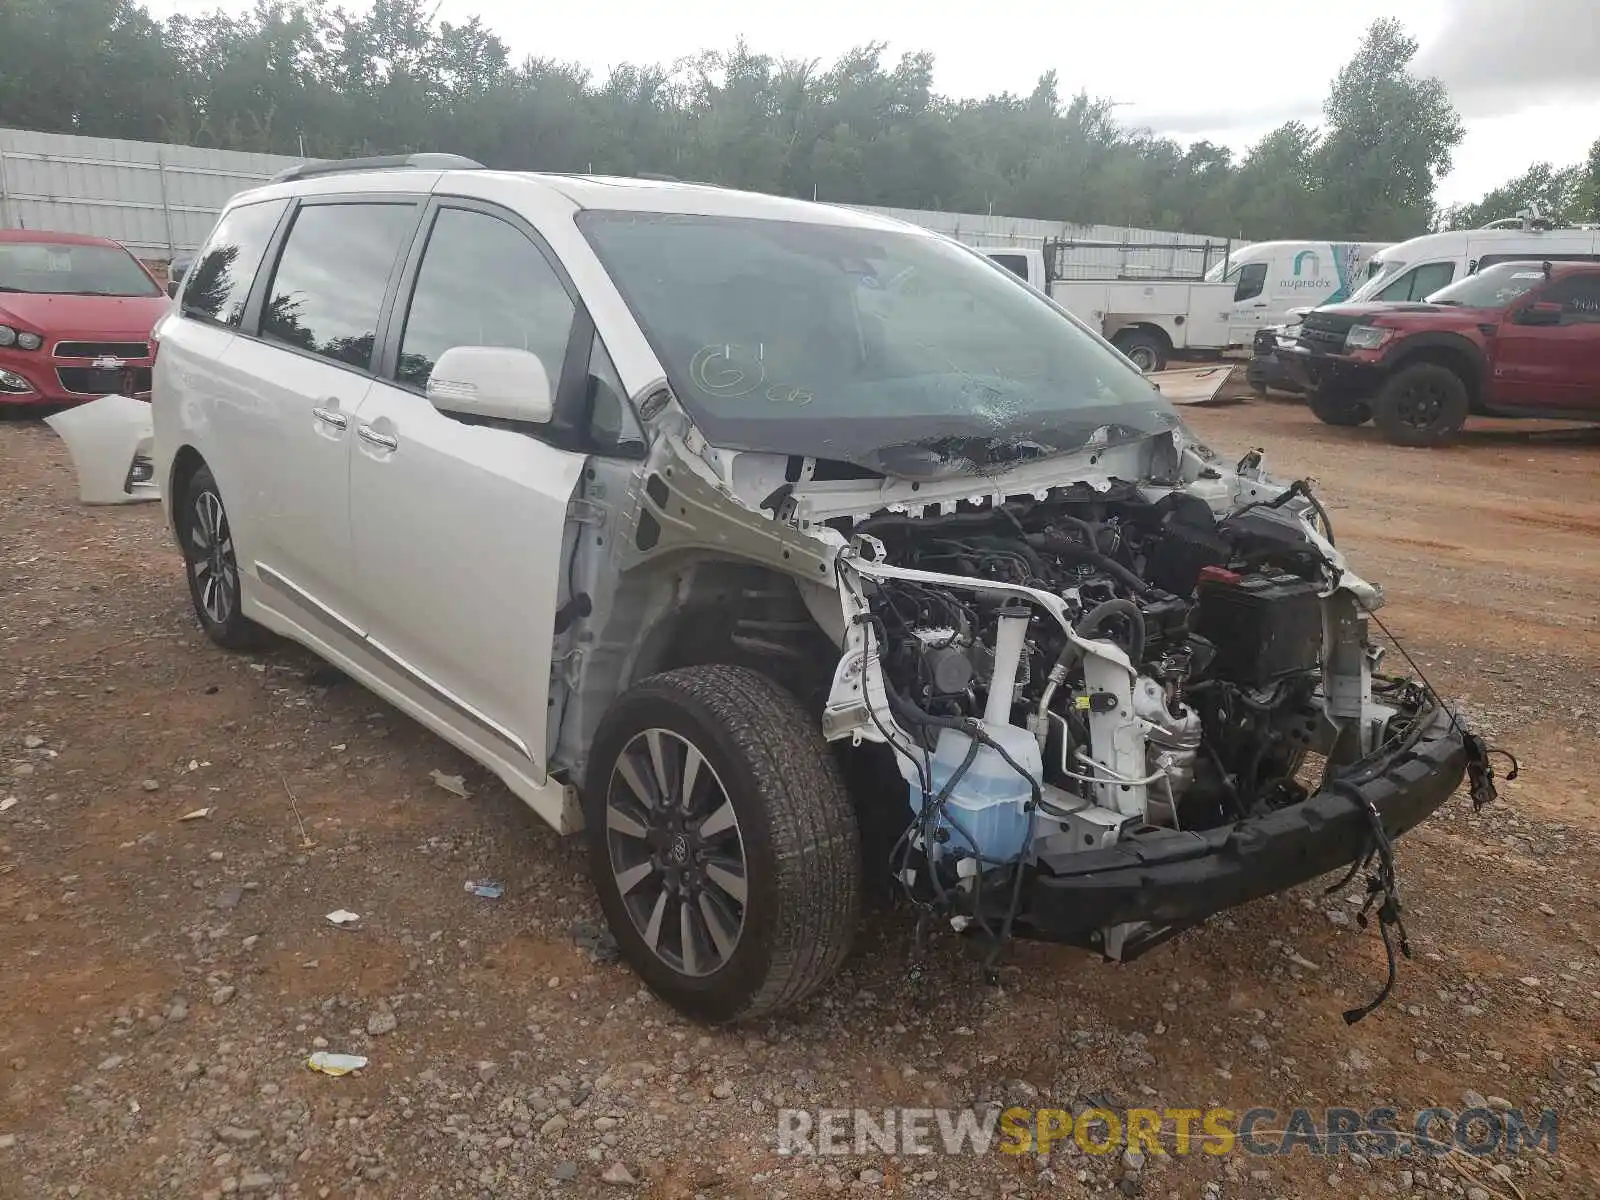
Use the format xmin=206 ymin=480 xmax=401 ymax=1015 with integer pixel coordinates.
xmin=3 ymin=394 xmax=1598 ymax=1200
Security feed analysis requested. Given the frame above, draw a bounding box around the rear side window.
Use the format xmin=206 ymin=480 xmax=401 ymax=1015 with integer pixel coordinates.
xmin=395 ymin=207 xmax=576 ymax=390
xmin=260 ymin=202 xmax=416 ymax=370
xmin=182 ymin=199 xmax=288 ymax=326
xmin=1233 ymin=262 xmax=1268 ymax=302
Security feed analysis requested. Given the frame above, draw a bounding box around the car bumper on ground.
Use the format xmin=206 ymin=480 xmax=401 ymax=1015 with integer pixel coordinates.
xmin=1024 ymin=704 xmax=1468 ymax=951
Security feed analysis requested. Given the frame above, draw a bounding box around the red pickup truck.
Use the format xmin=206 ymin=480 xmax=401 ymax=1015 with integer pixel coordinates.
xmin=1282 ymin=260 xmax=1600 ymax=445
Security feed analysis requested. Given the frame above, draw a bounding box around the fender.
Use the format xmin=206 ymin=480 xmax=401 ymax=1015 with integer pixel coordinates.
xmin=1382 ymin=331 xmax=1490 ymax=397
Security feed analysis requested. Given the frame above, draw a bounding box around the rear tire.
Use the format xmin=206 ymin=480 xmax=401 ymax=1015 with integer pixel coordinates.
xmin=1373 ymin=363 xmax=1470 ymax=447
xmin=583 ymin=665 xmax=861 ymax=1023
xmin=1112 ymin=329 xmax=1170 ymax=373
xmin=1308 ymin=387 xmax=1373 ymax=427
xmin=178 ymin=464 xmax=272 ymax=651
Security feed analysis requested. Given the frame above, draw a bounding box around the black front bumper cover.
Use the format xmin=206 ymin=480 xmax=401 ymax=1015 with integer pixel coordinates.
xmin=1022 ymin=704 xmax=1469 ymax=950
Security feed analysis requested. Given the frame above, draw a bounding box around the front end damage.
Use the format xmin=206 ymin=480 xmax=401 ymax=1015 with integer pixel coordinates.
xmin=799 ymin=430 xmax=1500 ymax=1019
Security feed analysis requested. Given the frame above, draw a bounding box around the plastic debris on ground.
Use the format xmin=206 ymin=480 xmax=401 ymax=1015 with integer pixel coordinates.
xmin=325 ymin=909 xmax=361 ymax=927
xmin=306 ymin=1051 xmax=368 ymax=1076
xmin=464 ymin=880 xmax=504 ymax=899
xmin=178 ymin=807 xmax=213 ymax=821
xmin=0 ymin=797 xmax=16 ymax=813
xmin=429 ymin=770 xmax=470 ymax=799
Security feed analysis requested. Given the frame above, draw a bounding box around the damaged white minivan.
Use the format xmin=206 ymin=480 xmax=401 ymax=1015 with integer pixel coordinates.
xmin=60 ymin=154 xmax=1503 ymax=1024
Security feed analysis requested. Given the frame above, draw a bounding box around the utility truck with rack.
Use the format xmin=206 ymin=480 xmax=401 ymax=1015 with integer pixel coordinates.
xmin=983 ymin=240 xmax=1240 ymax=371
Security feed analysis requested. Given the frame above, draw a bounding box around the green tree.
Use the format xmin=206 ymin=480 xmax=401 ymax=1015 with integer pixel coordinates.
xmin=1441 ymin=161 xmax=1585 ymax=230
xmin=1313 ymin=19 xmax=1464 ymax=240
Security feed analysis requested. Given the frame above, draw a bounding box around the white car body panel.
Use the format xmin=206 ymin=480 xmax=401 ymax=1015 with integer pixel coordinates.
xmin=348 ymin=378 xmax=586 ymax=783
xmin=44 ymin=394 xmax=159 ymax=505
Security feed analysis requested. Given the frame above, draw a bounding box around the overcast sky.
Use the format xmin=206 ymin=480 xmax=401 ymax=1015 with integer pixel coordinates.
xmin=149 ymin=0 xmax=1600 ymax=207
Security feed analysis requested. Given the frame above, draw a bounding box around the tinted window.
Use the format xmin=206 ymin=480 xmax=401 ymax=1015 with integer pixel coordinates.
xmin=182 ymin=200 xmax=288 ymax=325
xmin=260 ymin=202 xmax=415 ymax=370
xmin=1544 ymin=275 xmax=1600 ymax=323
xmin=990 ymin=253 xmax=1030 ymax=281
xmin=396 ymin=207 xmax=576 ymax=390
xmin=0 ymin=241 xmax=162 ymax=298
xmin=1233 ymin=261 xmax=1268 ymax=302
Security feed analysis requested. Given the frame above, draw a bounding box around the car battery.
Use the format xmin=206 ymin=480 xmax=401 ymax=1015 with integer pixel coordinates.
xmin=1194 ymin=569 xmax=1324 ymax=686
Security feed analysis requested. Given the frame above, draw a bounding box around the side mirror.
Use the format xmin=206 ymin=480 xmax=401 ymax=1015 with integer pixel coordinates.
xmin=166 ymin=280 xmax=181 ymax=299
xmin=426 ymin=346 xmax=553 ymax=424
xmin=1517 ymin=302 xmax=1562 ymax=327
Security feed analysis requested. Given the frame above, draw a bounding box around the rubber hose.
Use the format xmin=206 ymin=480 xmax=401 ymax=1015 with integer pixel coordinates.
xmin=1026 ymin=533 xmax=1153 ymax=597
xmin=1076 ymin=597 xmax=1146 ymax=665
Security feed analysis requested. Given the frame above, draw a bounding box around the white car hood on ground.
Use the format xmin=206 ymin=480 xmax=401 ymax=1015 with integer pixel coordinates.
xmin=44 ymin=394 xmax=159 ymax=505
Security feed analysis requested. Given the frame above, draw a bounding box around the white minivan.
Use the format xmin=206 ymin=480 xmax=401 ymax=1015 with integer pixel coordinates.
xmin=69 ymin=153 xmax=1488 ymax=1024
xmin=1347 ymin=223 xmax=1600 ymax=306
xmin=1204 ymin=240 xmax=1391 ymax=345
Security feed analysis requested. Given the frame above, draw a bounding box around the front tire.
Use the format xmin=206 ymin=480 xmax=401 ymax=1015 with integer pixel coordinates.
xmin=583 ymin=665 xmax=861 ymax=1023
xmin=178 ymin=464 xmax=271 ymax=651
xmin=1373 ymin=362 xmax=1470 ymax=446
xmin=1308 ymin=386 xmax=1373 ymax=427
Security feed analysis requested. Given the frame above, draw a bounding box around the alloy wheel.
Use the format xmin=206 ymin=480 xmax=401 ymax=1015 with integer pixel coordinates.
xmin=1395 ymin=380 xmax=1445 ymax=430
xmin=604 ymin=728 xmax=748 ymax=977
xmin=188 ymin=490 xmax=237 ymax=625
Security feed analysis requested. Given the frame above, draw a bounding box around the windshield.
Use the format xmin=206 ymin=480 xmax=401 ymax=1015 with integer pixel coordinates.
xmin=1347 ymin=260 xmax=1405 ymax=302
xmin=579 ymin=212 xmax=1177 ymax=474
xmin=1203 ymin=248 xmax=1256 ymax=283
xmin=0 ymin=242 xmax=161 ymax=297
xmin=1427 ymin=262 xmax=1547 ymax=308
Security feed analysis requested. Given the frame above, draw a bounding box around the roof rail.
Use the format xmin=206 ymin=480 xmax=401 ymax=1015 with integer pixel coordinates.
xmin=268 ymin=153 xmax=485 ymax=185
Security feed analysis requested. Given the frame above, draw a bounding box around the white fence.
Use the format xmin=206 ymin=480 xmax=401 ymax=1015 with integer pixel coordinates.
xmin=0 ymin=127 xmax=1239 ymax=275
xmin=0 ymin=128 xmax=302 ymax=260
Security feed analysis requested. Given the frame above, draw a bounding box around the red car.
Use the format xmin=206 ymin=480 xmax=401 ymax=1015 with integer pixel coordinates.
xmin=0 ymin=230 xmax=168 ymax=409
xmin=1283 ymin=259 xmax=1600 ymax=445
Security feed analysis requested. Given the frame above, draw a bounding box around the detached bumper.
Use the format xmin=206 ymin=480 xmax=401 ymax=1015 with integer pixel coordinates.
xmin=1024 ymin=705 xmax=1468 ymax=943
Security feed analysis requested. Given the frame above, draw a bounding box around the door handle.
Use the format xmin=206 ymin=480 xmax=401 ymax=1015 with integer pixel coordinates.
xmin=312 ymin=406 xmax=348 ymax=430
xmin=357 ymin=424 xmax=398 ymax=451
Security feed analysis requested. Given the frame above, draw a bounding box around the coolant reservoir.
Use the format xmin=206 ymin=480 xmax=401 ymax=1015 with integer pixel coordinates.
xmin=896 ymin=723 xmax=1041 ymax=864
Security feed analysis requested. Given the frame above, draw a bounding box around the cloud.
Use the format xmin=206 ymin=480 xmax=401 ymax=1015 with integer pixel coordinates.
xmin=1415 ymin=0 xmax=1600 ymax=118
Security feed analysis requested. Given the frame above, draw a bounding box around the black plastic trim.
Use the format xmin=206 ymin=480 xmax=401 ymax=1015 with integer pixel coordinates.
xmin=1021 ymin=705 xmax=1469 ymax=940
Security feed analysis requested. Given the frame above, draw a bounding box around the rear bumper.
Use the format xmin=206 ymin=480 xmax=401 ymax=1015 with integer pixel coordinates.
xmin=1024 ymin=705 xmax=1467 ymax=942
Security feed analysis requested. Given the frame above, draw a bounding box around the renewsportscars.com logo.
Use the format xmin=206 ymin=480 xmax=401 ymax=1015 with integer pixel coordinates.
xmin=776 ymin=1105 xmax=1559 ymax=1159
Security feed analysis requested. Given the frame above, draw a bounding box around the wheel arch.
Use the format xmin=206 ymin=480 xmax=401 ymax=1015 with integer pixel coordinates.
xmin=166 ymin=444 xmax=208 ymax=540
xmin=1386 ymin=335 xmax=1486 ymax=407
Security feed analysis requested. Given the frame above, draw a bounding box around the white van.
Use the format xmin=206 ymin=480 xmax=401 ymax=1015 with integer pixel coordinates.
xmin=1203 ymin=240 xmax=1390 ymax=344
xmin=1347 ymin=222 xmax=1600 ymax=306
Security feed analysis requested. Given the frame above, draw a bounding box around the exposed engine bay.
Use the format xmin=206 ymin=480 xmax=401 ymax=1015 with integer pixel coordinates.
xmin=817 ymin=458 xmax=1496 ymax=1015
